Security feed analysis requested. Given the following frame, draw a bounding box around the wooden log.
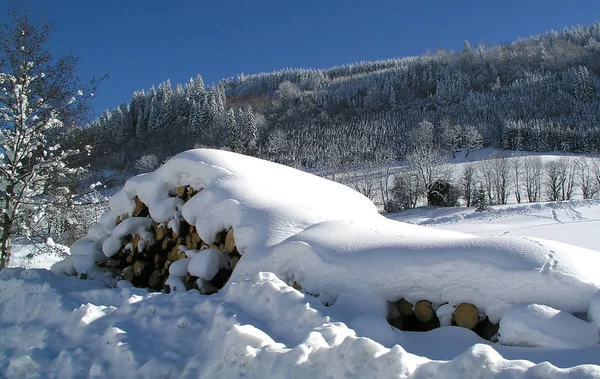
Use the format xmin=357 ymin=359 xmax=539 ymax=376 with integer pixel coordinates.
xmin=191 ymin=232 xmax=201 ymax=245
xmin=176 ymin=186 xmax=187 ymax=197
xmin=186 ymin=186 xmax=194 ymax=198
xmin=116 ymin=215 xmax=122 ymax=225
xmin=133 ymin=260 xmax=150 ymax=276
xmin=132 ymin=235 xmax=141 ymax=250
xmin=292 ymin=281 xmax=302 ymax=291
xmin=155 ymin=224 xmax=167 ymax=241
xmin=161 ymin=238 xmax=171 ymax=250
xmin=225 ymin=229 xmax=236 ymax=253
xmin=414 ymin=300 xmax=435 ymax=323
xmin=168 ymin=246 xmax=180 ymax=262
xmin=154 ymin=252 xmax=167 ymax=270
xmin=178 ymin=251 xmax=187 ymax=260
xmin=397 ymin=299 xmax=414 ymax=316
xmin=214 ymin=231 xmax=226 ymax=244
xmin=122 ymin=266 xmax=135 ymax=282
xmin=189 ymin=225 xmax=196 ymax=234
xmin=218 ymin=243 xmax=226 ymax=252
xmin=148 ymin=270 xmax=163 ymax=290
xmin=132 ymin=196 xmax=149 ymax=217
xmin=172 ymin=230 xmax=179 ymax=239
xmin=454 ymin=303 xmax=479 ymax=329
xmin=164 ymin=260 xmax=173 ymax=270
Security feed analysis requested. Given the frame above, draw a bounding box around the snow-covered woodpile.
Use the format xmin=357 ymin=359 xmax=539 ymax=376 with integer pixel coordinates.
xmin=386 ymin=298 xmax=499 ymax=339
xmin=57 ymin=149 xmax=600 ymax=347
xmin=98 ymin=186 xmax=241 ymax=294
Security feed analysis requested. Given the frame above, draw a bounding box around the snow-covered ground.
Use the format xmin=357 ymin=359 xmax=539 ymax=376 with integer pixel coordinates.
xmin=2 ymin=149 xmax=600 ymax=378
xmin=389 ymin=199 xmax=600 ymax=251
xmin=7 ymin=237 xmax=69 ymax=270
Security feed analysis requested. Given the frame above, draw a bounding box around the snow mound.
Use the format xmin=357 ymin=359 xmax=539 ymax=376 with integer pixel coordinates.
xmin=65 ymin=148 xmax=600 ymax=322
xmin=2 ymin=268 xmax=600 ymax=378
xmin=499 ymin=303 xmax=600 ymax=348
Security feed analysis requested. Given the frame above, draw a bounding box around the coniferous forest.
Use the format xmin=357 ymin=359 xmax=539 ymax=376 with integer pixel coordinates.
xmin=73 ymin=23 xmax=600 ymax=172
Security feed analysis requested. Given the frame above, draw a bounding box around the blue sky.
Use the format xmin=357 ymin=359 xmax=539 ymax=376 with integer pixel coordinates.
xmin=10 ymin=0 xmax=600 ymax=116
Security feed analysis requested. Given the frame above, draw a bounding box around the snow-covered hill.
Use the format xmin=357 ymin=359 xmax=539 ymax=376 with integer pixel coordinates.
xmin=2 ymin=149 xmax=600 ymax=378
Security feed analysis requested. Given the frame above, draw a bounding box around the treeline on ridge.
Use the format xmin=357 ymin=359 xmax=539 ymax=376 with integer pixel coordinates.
xmin=70 ymin=23 xmax=600 ymax=172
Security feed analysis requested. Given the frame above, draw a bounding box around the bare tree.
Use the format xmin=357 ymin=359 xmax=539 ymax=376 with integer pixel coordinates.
xmin=523 ymin=156 xmax=542 ymax=202
xmin=406 ymin=144 xmax=452 ymax=205
xmin=511 ymin=155 xmax=524 ymax=203
xmin=545 ymin=160 xmax=562 ymax=201
xmin=461 ymin=162 xmax=477 ymax=207
xmin=349 ymin=163 xmax=378 ymax=202
xmin=544 ymin=158 xmax=576 ymax=201
xmin=594 ymin=159 xmax=600 ymax=195
xmin=390 ymin=168 xmax=421 ymax=211
xmin=560 ymin=157 xmax=576 ymax=201
xmin=476 ymin=154 xmax=512 ymax=205
xmin=576 ymin=157 xmax=598 ymax=199
xmin=476 ymin=158 xmax=495 ymax=205
xmin=463 ymin=125 xmax=484 ymax=159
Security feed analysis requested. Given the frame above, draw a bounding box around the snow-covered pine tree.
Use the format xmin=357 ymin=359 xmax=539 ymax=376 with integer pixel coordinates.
xmin=0 ymin=9 xmax=99 ymax=268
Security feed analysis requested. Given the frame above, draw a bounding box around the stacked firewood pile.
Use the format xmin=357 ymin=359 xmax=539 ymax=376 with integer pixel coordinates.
xmin=98 ymin=185 xmax=499 ymax=340
xmin=102 ymin=186 xmax=241 ymax=294
xmin=385 ymin=298 xmax=499 ymax=340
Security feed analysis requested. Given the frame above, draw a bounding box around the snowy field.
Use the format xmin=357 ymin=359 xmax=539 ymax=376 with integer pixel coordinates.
xmin=389 ymin=199 xmax=600 ymax=252
xmin=2 ymin=149 xmax=600 ymax=378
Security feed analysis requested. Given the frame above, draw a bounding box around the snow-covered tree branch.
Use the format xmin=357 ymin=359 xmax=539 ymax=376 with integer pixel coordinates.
xmin=0 ymin=9 xmax=100 ymax=268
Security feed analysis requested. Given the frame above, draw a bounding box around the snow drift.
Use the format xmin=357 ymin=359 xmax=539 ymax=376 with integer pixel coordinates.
xmin=2 ymin=147 xmax=598 ymax=377
xmin=62 ymin=149 xmax=600 ymax=324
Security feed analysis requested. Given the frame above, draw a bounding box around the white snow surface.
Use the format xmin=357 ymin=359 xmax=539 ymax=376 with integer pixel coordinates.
xmin=499 ymin=303 xmax=600 ymax=348
xmin=4 ymin=148 xmax=600 ymax=377
xmin=2 ymin=268 xmax=600 ymax=378
xmin=188 ymin=248 xmax=221 ymax=280
xmin=70 ymin=149 xmax=600 ymax=323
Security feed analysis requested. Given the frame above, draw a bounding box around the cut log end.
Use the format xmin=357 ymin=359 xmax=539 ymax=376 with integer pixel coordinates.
xmin=133 ymin=196 xmax=148 ymax=217
xmin=225 ymin=228 xmax=236 ymax=253
xmin=122 ymin=266 xmax=134 ymax=282
xmin=454 ymin=303 xmax=479 ymax=329
xmin=148 ymin=270 xmax=163 ymax=290
xmin=397 ymin=298 xmax=414 ymax=316
xmin=414 ymin=300 xmax=435 ymax=323
xmin=191 ymin=232 xmax=201 ymax=245
xmin=155 ymin=224 xmax=167 ymax=241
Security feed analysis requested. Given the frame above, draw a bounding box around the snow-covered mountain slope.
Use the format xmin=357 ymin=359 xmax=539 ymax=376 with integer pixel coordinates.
xmin=3 ymin=149 xmax=600 ymax=378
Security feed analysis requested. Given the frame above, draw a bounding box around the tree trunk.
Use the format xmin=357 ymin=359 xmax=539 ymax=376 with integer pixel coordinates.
xmin=0 ymin=204 xmax=14 ymax=269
